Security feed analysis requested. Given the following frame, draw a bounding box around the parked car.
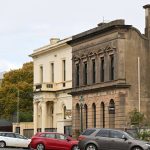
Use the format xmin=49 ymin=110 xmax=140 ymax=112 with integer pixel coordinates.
xmin=78 ymin=128 xmax=150 ymax=150
xmin=30 ymin=132 xmax=79 ymax=150
xmin=0 ymin=132 xmax=31 ymax=148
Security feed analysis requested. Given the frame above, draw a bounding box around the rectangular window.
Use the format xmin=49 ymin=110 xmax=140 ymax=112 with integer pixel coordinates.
xmin=83 ymin=62 xmax=87 ymax=85
xmin=50 ymin=63 xmax=54 ymax=82
xmin=62 ymin=60 xmax=66 ymax=87
xmin=40 ymin=66 xmax=43 ymax=83
xmin=100 ymin=57 xmax=104 ymax=82
xmin=76 ymin=64 xmax=79 ymax=86
xmin=92 ymin=59 xmax=96 ymax=83
xmin=110 ymin=55 xmax=114 ymax=80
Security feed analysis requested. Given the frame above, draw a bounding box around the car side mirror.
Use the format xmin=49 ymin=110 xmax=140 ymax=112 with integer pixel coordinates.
xmin=122 ymin=135 xmax=128 ymax=141
xmin=66 ymin=136 xmax=71 ymax=141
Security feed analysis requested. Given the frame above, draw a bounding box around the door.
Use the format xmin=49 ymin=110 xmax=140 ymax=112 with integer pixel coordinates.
xmin=109 ymin=130 xmax=130 ymax=150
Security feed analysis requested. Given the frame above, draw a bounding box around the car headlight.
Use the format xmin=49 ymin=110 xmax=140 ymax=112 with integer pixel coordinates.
xmin=145 ymin=143 xmax=150 ymax=147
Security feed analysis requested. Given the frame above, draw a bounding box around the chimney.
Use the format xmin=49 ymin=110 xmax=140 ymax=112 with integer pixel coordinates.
xmin=143 ymin=4 xmax=150 ymax=37
xmin=50 ymin=38 xmax=60 ymax=45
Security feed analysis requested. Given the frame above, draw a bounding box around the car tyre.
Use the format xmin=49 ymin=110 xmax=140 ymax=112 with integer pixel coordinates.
xmin=36 ymin=143 xmax=45 ymax=150
xmin=132 ymin=147 xmax=143 ymax=150
xmin=85 ymin=144 xmax=97 ymax=150
xmin=72 ymin=145 xmax=79 ymax=150
xmin=0 ymin=141 xmax=6 ymax=148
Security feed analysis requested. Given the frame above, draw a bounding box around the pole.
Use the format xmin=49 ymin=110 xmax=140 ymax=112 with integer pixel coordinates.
xmin=138 ymin=57 xmax=141 ymax=112
xmin=80 ymin=104 xmax=83 ymax=133
xmin=17 ymin=89 xmax=19 ymax=123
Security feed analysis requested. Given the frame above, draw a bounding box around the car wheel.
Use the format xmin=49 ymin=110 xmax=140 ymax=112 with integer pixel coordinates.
xmin=36 ymin=143 xmax=45 ymax=150
xmin=72 ymin=145 xmax=79 ymax=150
xmin=85 ymin=144 xmax=97 ymax=150
xmin=0 ymin=141 xmax=6 ymax=148
xmin=132 ymin=147 xmax=143 ymax=150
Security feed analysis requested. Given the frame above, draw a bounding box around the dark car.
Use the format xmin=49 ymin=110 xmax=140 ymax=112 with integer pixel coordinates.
xmin=78 ymin=128 xmax=150 ymax=150
xmin=30 ymin=132 xmax=79 ymax=150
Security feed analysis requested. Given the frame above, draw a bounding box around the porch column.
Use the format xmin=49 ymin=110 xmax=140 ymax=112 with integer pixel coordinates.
xmin=33 ymin=102 xmax=38 ymax=134
xmin=41 ymin=101 xmax=47 ymax=132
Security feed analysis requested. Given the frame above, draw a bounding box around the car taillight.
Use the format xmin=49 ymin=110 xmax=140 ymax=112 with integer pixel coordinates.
xmin=78 ymin=136 xmax=86 ymax=141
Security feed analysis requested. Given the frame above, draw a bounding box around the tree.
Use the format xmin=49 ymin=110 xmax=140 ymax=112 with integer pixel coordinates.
xmin=0 ymin=62 xmax=33 ymax=122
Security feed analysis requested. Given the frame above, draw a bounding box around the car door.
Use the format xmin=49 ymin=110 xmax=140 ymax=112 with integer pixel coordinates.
xmin=44 ymin=133 xmax=58 ymax=150
xmin=95 ymin=129 xmax=112 ymax=150
xmin=109 ymin=130 xmax=130 ymax=150
xmin=15 ymin=133 xmax=30 ymax=148
xmin=55 ymin=133 xmax=71 ymax=150
xmin=5 ymin=133 xmax=18 ymax=147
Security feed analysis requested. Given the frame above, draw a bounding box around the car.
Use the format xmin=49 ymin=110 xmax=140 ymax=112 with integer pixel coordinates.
xmin=0 ymin=132 xmax=31 ymax=148
xmin=30 ymin=132 xmax=79 ymax=150
xmin=78 ymin=128 xmax=150 ymax=150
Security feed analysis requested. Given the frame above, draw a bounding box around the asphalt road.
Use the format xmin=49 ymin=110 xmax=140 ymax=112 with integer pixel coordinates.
xmin=0 ymin=148 xmax=30 ymax=150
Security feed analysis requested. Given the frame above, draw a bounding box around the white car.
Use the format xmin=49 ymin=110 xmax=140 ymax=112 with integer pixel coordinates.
xmin=0 ymin=132 xmax=31 ymax=148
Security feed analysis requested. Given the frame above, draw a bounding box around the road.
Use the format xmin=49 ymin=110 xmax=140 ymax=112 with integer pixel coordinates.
xmin=0 ymin=148 xmax=30 ymax=150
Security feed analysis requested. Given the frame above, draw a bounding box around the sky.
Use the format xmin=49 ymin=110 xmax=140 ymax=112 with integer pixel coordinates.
xmin=0 ymin=0 xmax=149 ymax=72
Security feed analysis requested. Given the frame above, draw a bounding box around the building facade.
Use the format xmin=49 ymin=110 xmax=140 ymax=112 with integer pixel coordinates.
xmin=30 ymin=37 xmax=72 ymax=135
xmin=68 ymin=5 xmax=150 ymax=137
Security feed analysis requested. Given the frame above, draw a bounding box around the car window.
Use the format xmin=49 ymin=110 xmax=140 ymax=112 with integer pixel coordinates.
xmin=96 ymin=130 xmax=109 ymax=137
xmin=15 ymin=134 xmax=27 ymax=139
xmin=110 ymin=130 xmax=123 ymax=139
xmin=0 ymin=133 xmax=6 ymax=136
xmin=82 ymin=129 xmax=96 ymax=135
xmin=45 ymin=133 xmax=55 ymax=139
xmin=56 ymin=134 xmax=66 ymax=140
xmin=6 ymin=133 xmax=15 ymax=138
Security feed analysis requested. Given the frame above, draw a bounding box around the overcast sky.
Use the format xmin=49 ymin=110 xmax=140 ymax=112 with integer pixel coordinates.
xmin=0 ymin=0 xmax=149 ymax=72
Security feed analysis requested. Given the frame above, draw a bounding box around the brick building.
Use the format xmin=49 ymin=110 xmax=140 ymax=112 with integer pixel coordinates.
xmin=68 ymin=5 xmax=150 ymax=137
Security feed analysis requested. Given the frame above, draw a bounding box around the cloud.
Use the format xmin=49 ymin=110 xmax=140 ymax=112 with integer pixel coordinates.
xmin=0 ymin=59 xmax=22 ymax=72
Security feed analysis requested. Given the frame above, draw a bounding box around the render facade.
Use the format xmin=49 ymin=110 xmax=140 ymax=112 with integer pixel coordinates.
xmin=30 ymin=38 xmax=72 ymax=135
xmin=68 ymin=5 xmax=150 ymax=137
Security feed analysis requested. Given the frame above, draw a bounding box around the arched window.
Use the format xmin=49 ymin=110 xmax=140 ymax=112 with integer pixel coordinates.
xmin=75 ymin=103 xmax=80 ymax=132
xmin=100 ymin=102 xmax=105 ymax=128
xmin=64 ymin=106 xmax=66 ymax=119
xmin=84 ymin=104 xmax=88 ymax=129
xmin=109 ymin=99 xmax=115 ymax=128
xmin=92 ymin=103 xmax=96 ymax=128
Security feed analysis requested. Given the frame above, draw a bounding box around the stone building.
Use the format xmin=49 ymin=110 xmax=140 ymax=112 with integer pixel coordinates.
xmin=68 ymin=5 xmax=150 ymax=137
xmin=30 ymin=37 xmax=73 ymax=135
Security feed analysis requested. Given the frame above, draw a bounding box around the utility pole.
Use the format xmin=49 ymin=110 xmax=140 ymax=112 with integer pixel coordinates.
xmin=17 ymin=89 xmax=20 ymax=123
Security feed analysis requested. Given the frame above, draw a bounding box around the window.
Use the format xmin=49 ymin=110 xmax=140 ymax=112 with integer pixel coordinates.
xmin=100 ymin=57 xmax=104 ymax=82
xmin=62 ymin=60 xmax=66 ymax=87
xmin=110 ymin=130 xmax=123 ymax=139
xmin=110 ymin=55 xmax=114 ymax=80
xmin=96 ymin=130 xmax=109 ymax=137
xmin=45 ymin=133 xmax=55 ymax=138
xmin=64 ymin=106 xmax=66 ymax=119
xmin=82 ymin=129 xmax=96 ymax=136
xmin=76 ymin=64 xmax=79 ymax=86
xmin=40 ymin=66 xmax=43 ymax=83
xmin=92 ymin=103 xmax=96 ymax=128
xmin=56 ymin=134 xmax=67 ymax=140
xmin=83 ymin=62 xmax=87 ymax=85
xmin=50 ymin=63 xmax=54 ymax=82
xmin=92 ymin=59 xmax=96 ymax=83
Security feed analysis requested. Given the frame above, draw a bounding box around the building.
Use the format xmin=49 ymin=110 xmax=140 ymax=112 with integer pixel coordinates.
xmin=68 ymin=5 xmax=150 ymax=137
xmin=30 ymin=37 xmax=72 ymax=135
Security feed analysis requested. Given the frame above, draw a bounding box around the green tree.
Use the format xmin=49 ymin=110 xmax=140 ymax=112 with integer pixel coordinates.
xmin=0 ymin=62 xmax=33 ymax=122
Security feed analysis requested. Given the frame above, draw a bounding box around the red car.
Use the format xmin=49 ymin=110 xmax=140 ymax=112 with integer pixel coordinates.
xmin=30 ymin=132 xmax=79 ymax=150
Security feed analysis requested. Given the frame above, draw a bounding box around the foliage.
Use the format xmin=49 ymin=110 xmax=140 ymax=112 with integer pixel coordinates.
xmin=0 ymin=62 xmax=33 ymax=122
xmin=129 ymin=108 xmax=150 ymax=141
xmin=137 ymin=130 xmax=150 ymax=141
xmin=129 ymin=108 xmax=144 ymax=127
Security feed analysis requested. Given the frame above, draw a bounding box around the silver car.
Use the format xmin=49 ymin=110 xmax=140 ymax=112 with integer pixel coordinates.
xmin=78 ymin=128 xmax=150 ymax=150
